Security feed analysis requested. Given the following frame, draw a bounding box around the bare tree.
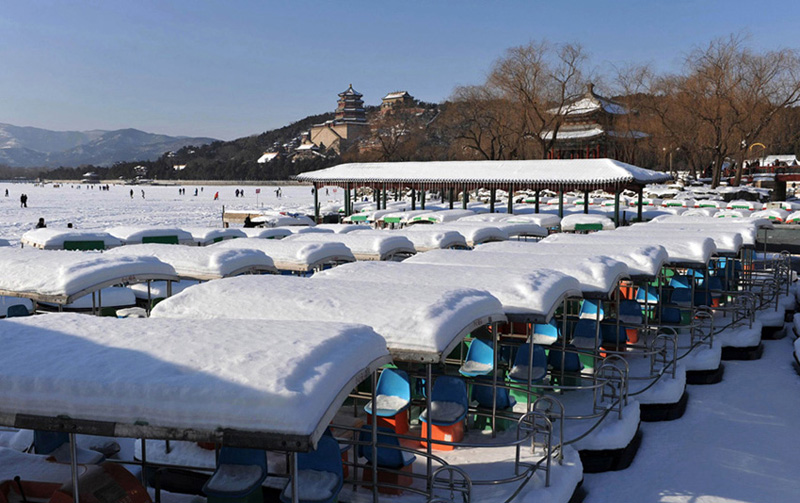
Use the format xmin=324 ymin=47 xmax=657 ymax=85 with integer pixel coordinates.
xmin=487 ymin=41 xmax=589 ymax=158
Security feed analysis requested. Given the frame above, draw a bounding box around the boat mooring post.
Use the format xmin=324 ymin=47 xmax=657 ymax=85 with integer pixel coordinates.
xmin=584 ymin=191 xmax=589 ymax=214
xmin=558 ymin=191 xmax=564 ymax=219
xmin=411 ymin=188 xmax=416 ymax=211
xmin=421 ymin=185 xmax=426 ymax=210
xmin=507 ymin=184 xmax=514 ymax=214
xmin=69 ymin=432 xmax=80 ymax=502
xmin=449 ymin=187 xmax=455 ymax=210
xmin=313 ymin=183 xmax=319 ymax=223
xmin=490 ymin=187 xmax=496 ymax=213
xmin=462 ymin=184 xmax=468 ymax=210
xmin=637 ymin=187 xmax=643 ymax=222
xmin=614 ymin=190 xmax=621 ymax=227
xmin=535 ymin=190 xmax=540 ymax=214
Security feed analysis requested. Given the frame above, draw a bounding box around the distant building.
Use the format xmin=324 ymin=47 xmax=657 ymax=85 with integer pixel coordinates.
xmin=81 ymin=171 xmax=100 ymax=184
xmin=256 ymin=152 xmax=279 ymax=164
xmin=381 ymin=91 xmax=415 ymax=113
xmin=542 ymin=83 xmax=645 ymax=162
xmin=309 ymin=84 xmax=369 ymax=154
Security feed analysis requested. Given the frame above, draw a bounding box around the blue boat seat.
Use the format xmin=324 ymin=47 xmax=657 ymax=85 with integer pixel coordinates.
xmin=571 ymin=318 xmax=599 ymax=349
xmin=531 ymin=321 xmax=560 ymax=345
xmin=203 ymin=447 xmax=268 ymax=499
xmin=33 ymin=431 xmax=104 ymax=464
xmin=547 ymin=345 xmax=583 ymax=373
xmin=471 ymin=375 xmax=516 ymax=410
xmin=6 ymin=304 xmax=30 ymax=318
xmin=458 ymin=338 xmax=494 ymax=377
xmin=420 ymin=376 xmax=468 ymax=427
xmin=579 ymin=299 xmax=604 ymax=320
xmin=364 ymin=368 xmax=411 ymax=417
xmin=358 ymin=426 xmax=415 ymax=469
xmin=618 ymin=300 xmax=644 ymax=325
xmin=507 ymin=343 xmax=547 ymax=382
xmin=280 ymin=435 xmax=343 ymax=503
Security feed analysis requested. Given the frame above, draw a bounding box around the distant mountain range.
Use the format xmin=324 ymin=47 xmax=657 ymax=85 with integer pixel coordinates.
xmin=0 ymin=123 xmax=216 ymax=168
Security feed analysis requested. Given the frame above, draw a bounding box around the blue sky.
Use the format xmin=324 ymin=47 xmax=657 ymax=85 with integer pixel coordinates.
xmin=1 ymin=1 xmax=796 ymax=140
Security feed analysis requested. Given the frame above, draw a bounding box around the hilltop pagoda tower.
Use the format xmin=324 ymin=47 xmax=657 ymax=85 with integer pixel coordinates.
xmin=309 ymin=84 xmax=369 ymax=154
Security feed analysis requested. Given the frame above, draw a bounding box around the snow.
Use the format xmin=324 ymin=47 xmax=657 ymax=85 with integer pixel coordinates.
xmin=40 ymin=286 xmax=135 ymax=309
xmin=750 ymin=209 xmax=789 ymax=223
xmin=205 ymin=464 xmax=264 ymax=493
xmin=0 ymin=295 xmax=33 ymax=315
xmin=478 ymin=241 xmax=668 ymax=279
xmin=129 ymin=279 xmax=198 ymax=299
xmin=0 ymin=247 xmax=177 ymax=302
xmin=315 ymin=261 xmax=582 ymax=322
xmin=106 ymin=226 xmax=195 ymax=245
xmin=421 ymin=401 xmax=466 ymax=423
xmin=314 ymin=223 xmax=372 ymax=234
xmin=543 ymin=231 xmax=715 ymax=266
xmin=241 ymin=227 xmax=293 ymax=239
xmin=408 ymin=209 xmax=477 ymax=223
xmin=151 ymin=275 xmax=506 ymax=362
xmin=559 ymin=214 xmax=615 ymax=231
xmin=619 ymin=224 xmax=744 ymax=256
xmin=212 ymin=237 xmax=355 ymax=272
xmin=281 ymin=470 xmax=339 ymax=501
xmin=365 ymin=394 xmax=410 ymax=415
xmin=0 ymin=446 xmax=86 ymax=482
xmin=182 ymin=227 xmax=246 ymax=246
xmin=491 ymin=221 xmax=548 ymax=238
xmin=105 ymin=243 xmax=277 ymax=279
xmin=284 ymin=232 xmax=416 ymax=261
xmin=20 ymin=228 xmax=122 ymax=249
xmin=406 ymin=249 xmax=628 ymax=297
xmin=363 ymin=228 xmax=467 ymax=252
xmin=0 ymin=313 xmax=390 ymax=439
xmin=405 ymin=222 xmax=508 ymax=246
xmin=296 ymin=159 xmax=672 ymax=187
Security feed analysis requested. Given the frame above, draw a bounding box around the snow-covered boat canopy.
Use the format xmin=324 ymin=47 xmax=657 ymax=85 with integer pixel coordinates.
xmin=406 ymin=249 xmax=628 ymax=298
xmin=559 ymin=214 xmax=615 ymax=232
xmin=251 ymin=213 xmax=314 ymax=227
xmin=152 ymin=275 xmax=506 ymax=363
xmin=544 ymin=231 xmax=716 ymax=266
xmin=490 ymin=222 xmax=548 ymax=238
xmin=377 ymin=209 xmax=432 ymax=225
xmin=0 ymin=314 xmax=390 ymax=451
xmin=408 ymin=209 xmax=479 ymax=224
xmin=315 ymin=261 xmax=582 ymax=323
xmin=406 ymin=222 xmax=507 ymax=247
xmin=296 ymin=159 xmax=671 ymax=192
xmin=105 ymin=243 xmax=277 ymax=280
xmin=619 ymin=224 xmax=743 ymax=256
xmin=314 ymin=223 xmax=372 ymax=234
xmin=106 ymin=226 xmax=195 ymax=246
xmin=20 ymin=229 xmax=123 ymax=250
xmin=0 ymin=248 xmax=178 ymax=305
xmin=241 ymin=227 xmax=293 ymax=239
xmin=369 ymin=228 xmax=468 ymax=252
xmin=477 ymin=241 xmax=668 ymax=280
xmin=212 ymin=238 xmax=355 ymax=272
xmin=284 ymin=233 xmax=416 ymax=261
xmin=183 ymin=227 xmax=247 ymax=246
xmin=649 ymin=215 xmax=772 ymax=247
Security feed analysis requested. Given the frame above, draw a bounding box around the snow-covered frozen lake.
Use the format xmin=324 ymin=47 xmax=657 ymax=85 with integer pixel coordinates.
xmin=1 ymin=180 xmax=799 ymax=503
xmin=0 ymin=181 xmax=338 ymax=244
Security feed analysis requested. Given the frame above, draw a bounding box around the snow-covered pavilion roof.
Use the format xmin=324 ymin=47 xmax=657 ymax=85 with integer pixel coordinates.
xmin=20 ymin=229 xmax=123 ymax=250
xmin=477 ymin=241 xmax=668 ymax=279
xmin=105 ymin=243 xmax=277 ymax=280
xmin=295 ymin=159 xmax=671 ymax=191
xmin=316 ymin=261 xmax=581 ymax=323
xmin=0 ymin=248 xmax=178 ymax=304
xmin=212 ymin=238 xmax=355 ymax=272
xmin=106 ymin=226 xmax=195 ymax=246
xmin=406 ymin=249 xmax=628 ymax=298
xmin=0 ymin=314 xmax=390 ymax=451
xmin=152 ymin=275 xmax=506 ymax=363
xmin=284 ymin=233 xmax=416 ymax=261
